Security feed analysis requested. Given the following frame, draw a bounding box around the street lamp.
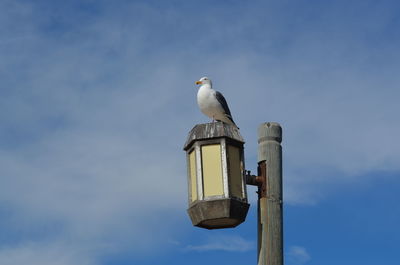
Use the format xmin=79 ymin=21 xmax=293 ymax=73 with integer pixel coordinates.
xmin=184 ymin=121 xmax=283 ymax=265
xmin=183 ymin=122 xmax=249 ymax=229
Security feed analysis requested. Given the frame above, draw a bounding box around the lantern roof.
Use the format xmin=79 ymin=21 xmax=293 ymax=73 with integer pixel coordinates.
xmin=184 ymin=122 xmax=244 ymax=151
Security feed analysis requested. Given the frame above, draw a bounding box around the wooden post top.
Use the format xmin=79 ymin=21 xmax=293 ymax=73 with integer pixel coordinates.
xmin=184 ymin=122 xmax=244 ymax=151
xmin=258 ymin=122 xmax=282 ymax=143
xmin=258 ymin=122 xmax=282 ymax=163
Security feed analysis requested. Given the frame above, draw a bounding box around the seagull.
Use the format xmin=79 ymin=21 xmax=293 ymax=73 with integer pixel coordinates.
xmin=195 ymin=77 xmax=238 ymax=127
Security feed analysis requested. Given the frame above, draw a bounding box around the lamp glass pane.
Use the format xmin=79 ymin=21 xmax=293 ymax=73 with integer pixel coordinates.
xmin=201 ymin=144 xmax=224 ymax=197
xmin=228 ymin=145 xmax=243 ymax=199
xmin=189 ymin=150 xmax=197 ymax=202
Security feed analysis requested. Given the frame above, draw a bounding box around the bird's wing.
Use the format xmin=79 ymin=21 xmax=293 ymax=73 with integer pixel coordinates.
xmin=215 ymin=91 xmax=236 ymax=124
xmin=215 ymin=91 xmax=232 ymax=116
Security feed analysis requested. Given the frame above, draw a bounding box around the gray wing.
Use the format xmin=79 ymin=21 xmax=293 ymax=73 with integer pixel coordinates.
xmin=215 ymin=91 xmax=236 ymax=124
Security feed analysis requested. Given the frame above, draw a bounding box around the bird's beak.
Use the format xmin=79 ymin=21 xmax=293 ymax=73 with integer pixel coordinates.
xmin=195 ymin=81 xmax=202 ymax=85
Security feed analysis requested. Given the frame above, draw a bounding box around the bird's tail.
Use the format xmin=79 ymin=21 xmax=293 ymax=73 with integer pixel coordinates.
xmin=217 ymin=115 xmax=239 ymax=129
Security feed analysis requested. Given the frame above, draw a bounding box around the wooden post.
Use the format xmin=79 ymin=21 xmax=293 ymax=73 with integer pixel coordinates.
xmin=257 ymin=122 xmax=283 ymax=265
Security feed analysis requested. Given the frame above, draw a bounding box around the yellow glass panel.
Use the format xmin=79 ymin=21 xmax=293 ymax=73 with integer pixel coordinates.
xmin=201 ymin=144 xmax=224 ymax=197
xmin=189 ymin=151 xmax=197 ymax=202
xmin=228 ymin=145 xmax=243 ymax=199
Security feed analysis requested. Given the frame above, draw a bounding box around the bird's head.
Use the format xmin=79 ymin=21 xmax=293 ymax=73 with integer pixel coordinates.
xmin=195 ymin=77 xmax=212 ymax=86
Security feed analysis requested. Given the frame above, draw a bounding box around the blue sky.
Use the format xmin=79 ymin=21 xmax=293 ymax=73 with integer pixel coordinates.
xmin=1 ymin=0 xmax=400 ymax=264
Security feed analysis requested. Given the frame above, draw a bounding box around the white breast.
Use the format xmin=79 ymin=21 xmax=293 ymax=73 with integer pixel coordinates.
xmin=197 ymin=85 xmax=225 ymax=119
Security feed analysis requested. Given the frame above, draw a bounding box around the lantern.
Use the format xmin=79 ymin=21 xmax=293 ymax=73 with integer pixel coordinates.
xmin=183 ymin=122 xmax=249 ymax=229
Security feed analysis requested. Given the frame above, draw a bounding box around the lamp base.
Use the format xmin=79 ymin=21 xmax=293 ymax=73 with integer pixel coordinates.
xmin=187 ymin=198 xmax=250 ymax=229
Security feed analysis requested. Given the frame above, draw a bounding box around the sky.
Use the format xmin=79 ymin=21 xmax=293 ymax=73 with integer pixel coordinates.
xmin=1 ymin=0 xmax=400 ymax=264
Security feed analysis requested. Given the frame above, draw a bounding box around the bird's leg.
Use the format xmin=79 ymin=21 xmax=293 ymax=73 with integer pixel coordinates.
xmin=212 ymin=116 xmax=216 ymax=123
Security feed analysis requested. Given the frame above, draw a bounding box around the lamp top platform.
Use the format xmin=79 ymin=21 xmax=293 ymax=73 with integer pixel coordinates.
xmin=184 ymin=122 xmax=244 ymax=151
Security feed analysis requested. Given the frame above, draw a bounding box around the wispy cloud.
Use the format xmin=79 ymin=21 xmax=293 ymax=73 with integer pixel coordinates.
xmin=286 ymin=246 xmax=311 ymax=265
xmin=185 ymin=235 xmax=255 ymax=252
xmin=0 ymin=241 xmax=96 ymax=265
xmin=0 ymin=0 xmax=191 ymax=261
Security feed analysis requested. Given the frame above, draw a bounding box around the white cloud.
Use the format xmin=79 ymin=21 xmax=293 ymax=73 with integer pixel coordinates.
xmin=185 ymin=235 xmax=254 ymax=252
xmin=0 ymin=1 xmax=192 ymax=260
xmin=0 ymin=241 xmax=95 ymax=265
xmin=286 ymin=246 xmax=311 ymax=265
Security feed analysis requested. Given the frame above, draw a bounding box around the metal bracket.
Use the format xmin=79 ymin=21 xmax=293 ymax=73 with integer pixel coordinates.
xmin=245 ymin=161 xmax=267 ymax=198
